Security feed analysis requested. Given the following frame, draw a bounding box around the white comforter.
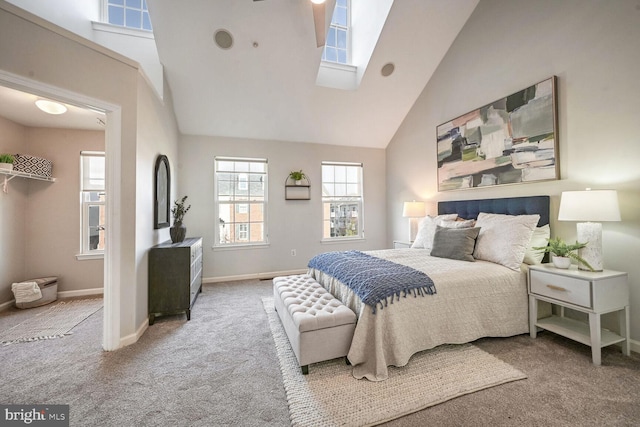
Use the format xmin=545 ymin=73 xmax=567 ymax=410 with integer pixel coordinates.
xmin=308 ymin=248 xmax=529 ymax=381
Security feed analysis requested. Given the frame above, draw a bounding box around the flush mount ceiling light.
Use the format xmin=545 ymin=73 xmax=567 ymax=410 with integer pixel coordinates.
xmin=310 ymin=0 xmax=326 ymax=3
xmin=35 ymin=99 xmax=67 ymax=115
xmin=214 ymin=29 xmax=234 ymax=50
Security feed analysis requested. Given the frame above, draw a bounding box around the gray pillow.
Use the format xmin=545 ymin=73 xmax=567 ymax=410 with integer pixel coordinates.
xmin=430 ymin=225 xmax=481 ymax=262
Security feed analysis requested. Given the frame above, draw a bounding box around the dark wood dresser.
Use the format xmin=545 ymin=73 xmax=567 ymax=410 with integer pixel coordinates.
xmin=148 ymin=237 xmax=203 ymax=325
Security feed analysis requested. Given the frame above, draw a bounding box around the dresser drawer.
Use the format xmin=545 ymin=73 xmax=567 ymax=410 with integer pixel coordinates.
xmin=530 ymin=270 xmax=592 ymax=308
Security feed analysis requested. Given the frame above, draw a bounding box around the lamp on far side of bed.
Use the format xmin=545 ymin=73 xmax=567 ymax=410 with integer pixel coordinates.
xmin=402 ymin=201 xmax=426 ymax=242
xmin=558 ymin=189 xmax=621 ymax=271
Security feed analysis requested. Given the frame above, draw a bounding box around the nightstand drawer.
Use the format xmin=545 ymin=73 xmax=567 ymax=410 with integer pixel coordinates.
xmin=530 ymin=270 xmax=591 ymax=308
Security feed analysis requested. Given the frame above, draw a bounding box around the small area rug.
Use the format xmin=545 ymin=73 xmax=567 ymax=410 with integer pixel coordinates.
xmin=0 ymin=298 xmax=103 ymax=344
xmin=263 ymin=297 xmax=526 ymax=427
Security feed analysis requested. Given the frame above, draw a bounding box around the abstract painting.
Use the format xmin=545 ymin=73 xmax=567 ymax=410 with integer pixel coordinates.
xmin=437 ymin=77 xmax=558 ymax=191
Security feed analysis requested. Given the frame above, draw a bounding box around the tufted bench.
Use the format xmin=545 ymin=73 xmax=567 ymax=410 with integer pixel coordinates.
xmin=273 ymin=274 xmax=356 ymax=374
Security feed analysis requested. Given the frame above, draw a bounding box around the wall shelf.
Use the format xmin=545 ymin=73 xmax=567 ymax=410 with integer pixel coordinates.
xmin=284 ymin=175 xmax=310 ymax=200
xmin=1 ymin=168 xmax=56 ymax=193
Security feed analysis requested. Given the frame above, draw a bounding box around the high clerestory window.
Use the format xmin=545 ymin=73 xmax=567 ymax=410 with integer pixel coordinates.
xmin=321 ymin=0 xmax=350 ymax=64
xmin=105 ymin=0 xmax=152 ymax=31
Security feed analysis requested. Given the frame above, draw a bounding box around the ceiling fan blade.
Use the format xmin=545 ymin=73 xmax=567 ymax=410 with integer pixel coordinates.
xmin=312 ymin=2 xmax=326 ymax=48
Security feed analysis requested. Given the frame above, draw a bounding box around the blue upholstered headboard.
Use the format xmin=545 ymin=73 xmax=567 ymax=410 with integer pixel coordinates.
xmin=437 ymin=195 xmax=550 ymax=227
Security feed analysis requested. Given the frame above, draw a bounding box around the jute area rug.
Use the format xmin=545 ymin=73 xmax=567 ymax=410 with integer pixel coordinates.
xmin=263 ymin=297 xmax=526 ymax=427
xmin=0 ymin=298 xmax=103 ymax=344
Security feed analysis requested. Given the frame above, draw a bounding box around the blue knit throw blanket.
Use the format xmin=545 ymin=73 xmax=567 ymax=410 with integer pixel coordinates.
xmin=308 ymin=250 xmax=436 ymax=313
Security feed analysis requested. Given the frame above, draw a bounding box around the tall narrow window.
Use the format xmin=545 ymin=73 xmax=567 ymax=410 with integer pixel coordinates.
xmin=80 ymin=152 xmax=106 ymax=257
xmin=322 ymin=161 xmax=363 ymax=239
xmin=322 ymin=0 xmax=350 ymax=64
xmin=105 ymin=0 xmax=153 ymax=31
xmin=215 ymin=157 xmax=268 ymax=246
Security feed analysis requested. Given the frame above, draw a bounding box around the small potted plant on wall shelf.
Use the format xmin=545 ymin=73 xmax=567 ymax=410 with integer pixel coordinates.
xmin=170 ymin=196 xmax=191 ymax=243
xmin=289 ymin=170 xmax=307 ymax=185
xmin=0 ymin=154 xmax=15 ymax=171
xmin=533 ymin=237 xmax=595 ymax=271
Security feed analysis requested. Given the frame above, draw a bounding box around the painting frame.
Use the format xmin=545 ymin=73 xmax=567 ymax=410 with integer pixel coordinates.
xmin=436 ymin=76 xmax=559 ymax=191
xmin=154 ymin=155 xmax=171 ymax=229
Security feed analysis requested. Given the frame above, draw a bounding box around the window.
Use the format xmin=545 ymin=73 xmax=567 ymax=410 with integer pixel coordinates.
xmin=322 ymin=0 xmax=350 ymax=64
xmin=80 ymin=152 xmax=106 ymax=257
xmin=322 ymin=161 xmax=363 ymax=239
xmin=105 ymin=0 xmax=152 ymax=31
xmin=215 ymin=157 xmax=268 ymax=246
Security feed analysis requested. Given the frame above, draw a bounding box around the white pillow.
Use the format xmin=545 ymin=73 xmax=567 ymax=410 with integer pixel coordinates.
xmin=523 ymin=224 xmax=551 ymax=265
xmin=411 ymin=214 xmax=458 ymax=251
xmin=473 ymin=212 xmax=540 ymax=270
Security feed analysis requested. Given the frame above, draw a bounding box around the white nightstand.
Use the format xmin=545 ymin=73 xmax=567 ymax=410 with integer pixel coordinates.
xmin=393 ymin=240 xmax=412 ymax=249
xmin=528 ymin=264 xmax=630 ymax=365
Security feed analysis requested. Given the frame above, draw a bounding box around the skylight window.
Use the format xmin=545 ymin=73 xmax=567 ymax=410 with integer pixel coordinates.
xmin=106 ymin=0 xmax=152 ymax=31
xmin=322 ymin=0 xmax=349 ymax=64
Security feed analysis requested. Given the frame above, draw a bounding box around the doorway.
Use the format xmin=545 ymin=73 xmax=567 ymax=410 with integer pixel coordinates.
xmin=0 ymin=70 xmax=121 ymax=351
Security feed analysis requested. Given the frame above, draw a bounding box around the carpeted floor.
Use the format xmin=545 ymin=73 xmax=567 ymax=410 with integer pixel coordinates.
xmin=0 ymin=280 xmax=639 ymax=427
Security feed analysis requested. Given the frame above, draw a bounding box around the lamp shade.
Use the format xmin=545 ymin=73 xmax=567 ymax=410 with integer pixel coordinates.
xmin=402 ymin=201 xmax=425 ymax=218
xmin=558 ymin=190 xmax=621 ymax=222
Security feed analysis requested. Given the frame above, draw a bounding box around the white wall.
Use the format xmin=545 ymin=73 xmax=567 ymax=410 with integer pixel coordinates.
xmin=4 ymin=0 xmax=163 ymax=98
xmin=0 ymin=116 xmax=28 ymax=303
xmin=387 ymin=0 xmax=640 ymax=342
xmin=179 ymin=135 xmax=387 ymax=280
xmin=135 ymin=73 xmax=179 ymax=328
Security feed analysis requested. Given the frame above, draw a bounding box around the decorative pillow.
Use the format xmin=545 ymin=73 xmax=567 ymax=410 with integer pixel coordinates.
xmin=473 ymin=213 xmax=540 ymax=270
xmin=430 ymin=226 xmax=480 ymax=262
xmin=523 ymin=224 xmax=551 ymax=265
xmin=440 ymin=219 xmax=476 ymax=229
xmin=411 ymin=214 xmax=458 ymax=250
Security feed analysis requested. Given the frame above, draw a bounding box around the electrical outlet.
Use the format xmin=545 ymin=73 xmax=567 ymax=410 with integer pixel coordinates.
xmin=291 ymin=249 xmax=296 ymax=256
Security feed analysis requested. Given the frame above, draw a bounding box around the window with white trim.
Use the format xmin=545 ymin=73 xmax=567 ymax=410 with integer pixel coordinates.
xmin=321 ymin=161 xmax=363 ymax=239
xmin=104 ymin=0 xmax=152 ymax=31
xmin=80 ymin=152 xmax=106 ymax=256
xmin=215 ymin=157 xmax=268 ymax=246
xmin=322 ymin=0 xmax=350 ymax=64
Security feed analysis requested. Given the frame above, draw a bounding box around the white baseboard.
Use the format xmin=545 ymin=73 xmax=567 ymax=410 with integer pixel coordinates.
xmin=120 ymin=317 xmax=149 ymax=348
xmin=57 ymin=288 xmax=104 ymax=298
xmin=0 ymin=299 xmax=14 ymax=312
xmin=202 ymin=269 xmax=307 ymax=284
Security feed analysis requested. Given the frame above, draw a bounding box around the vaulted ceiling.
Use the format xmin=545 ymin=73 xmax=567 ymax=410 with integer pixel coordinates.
xmin=0 ymin=0 xmax=479 ymax=149
xmin=149 ymin=0 xmax=479 ymax=148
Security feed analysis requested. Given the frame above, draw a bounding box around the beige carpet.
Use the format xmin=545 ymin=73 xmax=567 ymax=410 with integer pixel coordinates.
xmin=0 ymin=298 xmax=103 ymax=344
xmin=263 ymin=297 xmax=527 ymax=427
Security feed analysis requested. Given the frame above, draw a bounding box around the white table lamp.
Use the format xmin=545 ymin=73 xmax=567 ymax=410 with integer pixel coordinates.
xmin=558 ymin=189 xmax=621 ymax=271
xmin=402 ymin=201 xmax=425 ymax=242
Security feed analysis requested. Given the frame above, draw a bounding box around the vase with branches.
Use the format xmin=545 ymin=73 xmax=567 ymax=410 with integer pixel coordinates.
xmin=170 ymin=196 xmax=191 ymax=243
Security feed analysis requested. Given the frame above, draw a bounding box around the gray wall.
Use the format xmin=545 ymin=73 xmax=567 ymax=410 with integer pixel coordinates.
xmin=24 ymin=127 xmax=105 ymax=291
xmin=0 ymin=121 xmax=105 ymax=302
xmin=0 ymin=116 xmax=28 ymax=303
xmin=179 ymin=135 xmax=387 ymax=280
xmin=387 ymin=0 xmax=640 ymax=342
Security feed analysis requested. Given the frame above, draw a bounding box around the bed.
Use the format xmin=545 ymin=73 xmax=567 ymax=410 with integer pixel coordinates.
xmin=308 ymin=195 xmax=550 ymax=381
